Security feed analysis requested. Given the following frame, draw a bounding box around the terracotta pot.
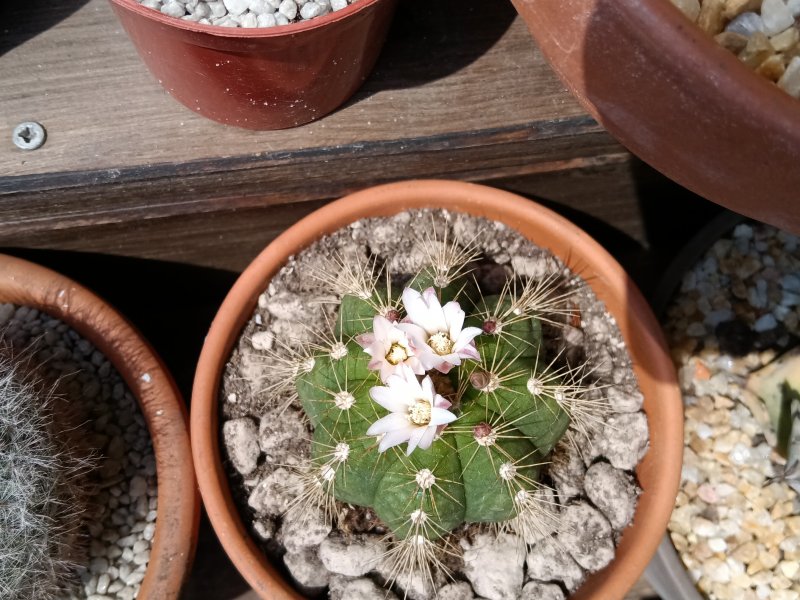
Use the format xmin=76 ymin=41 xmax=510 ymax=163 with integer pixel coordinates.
xmin=0 ymin=254 xmax=200 ymax=600
xmin=511 ymin=0 xmax=800 ymax=235
xmin=192 ymin=179 xmax=683 ymax=599
xmin=107 ymin=0 xmax=397 ymax=130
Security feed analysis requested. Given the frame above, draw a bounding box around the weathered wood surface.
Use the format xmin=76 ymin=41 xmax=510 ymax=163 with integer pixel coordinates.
xmin=0 ymin=0 xmax=628 ymax=251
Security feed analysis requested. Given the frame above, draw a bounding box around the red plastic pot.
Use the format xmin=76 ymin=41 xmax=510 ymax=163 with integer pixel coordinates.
xmin=107 ymin=0 xmax=397 ymax=130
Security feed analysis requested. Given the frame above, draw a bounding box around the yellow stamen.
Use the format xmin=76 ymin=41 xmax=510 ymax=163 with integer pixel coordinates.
xmin=427 ymin=332 xmax=454 ymax=355
xmin=409 ymin=399 xmax=432 ymax=426
xmin=385 ymin=342 xmax=409 ymax=365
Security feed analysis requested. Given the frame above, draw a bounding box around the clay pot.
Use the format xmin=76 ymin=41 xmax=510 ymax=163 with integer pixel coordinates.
xmin=192 ymin=179 xmax=684 ymax=599
xmin=0 ymin=254 xmax=199 ymax=600
xmin=511 ymin=0 xmax=800 ymax=235
xmin=107 ymin=0 xmax=397 ymax=130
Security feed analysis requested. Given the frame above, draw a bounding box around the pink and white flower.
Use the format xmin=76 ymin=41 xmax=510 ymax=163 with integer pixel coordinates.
xmin=366 ymin=365 xmax=457 ymax=455
xmin=398 ymin=287 xmax=482 ymax=374
xmin=357 ymin=315 xmax=424 ymax=382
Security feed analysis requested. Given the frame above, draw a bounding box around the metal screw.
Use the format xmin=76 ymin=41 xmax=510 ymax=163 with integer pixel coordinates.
xmin=12 ymin=122 xmax=46 ymax=150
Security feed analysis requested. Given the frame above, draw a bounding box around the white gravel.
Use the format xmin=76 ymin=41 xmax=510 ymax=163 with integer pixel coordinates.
xmin=0 ymin=304 xmax=157 ymax=600
xmin=137 ymin=0 xmax=359 ymax=27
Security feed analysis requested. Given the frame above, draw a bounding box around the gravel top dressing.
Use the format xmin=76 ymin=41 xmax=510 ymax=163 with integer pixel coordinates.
xmin=665 ymin=222 xmax=800 ymax=600
xmin=137 ymin=0 xmax=360 ymax=28
xmin=0 ymin=304 xmax=158 ymax=600
xmin=670 ymin=0 xmax=800 ymax=98
xmin=219 ymin=209 xmax=649 ymax=600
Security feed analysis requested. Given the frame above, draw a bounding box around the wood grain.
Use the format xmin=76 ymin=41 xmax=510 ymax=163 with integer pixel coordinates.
xmin=0 ymin=0 xmax=627 ymax=241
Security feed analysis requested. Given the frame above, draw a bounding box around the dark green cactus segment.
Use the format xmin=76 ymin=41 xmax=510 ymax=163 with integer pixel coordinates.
xmin=311 ymin=416 xmax=389 ymax=507
xmin=337 ymin=293 xmax=381 ymax=338
xmin=296 ymin=341 xmax=377 ymax=426
xmin=466 ymin=370 xmax=570 ymax=457
xmin=451 ymin=408 xmax=542 ymax=522
xmin=469 ymin=295 xmax=542 ymax=360
xmin=372 ymin=439 xmax=465 ymax=540
xmin=405 ymin=268 xmax=475 ymax=308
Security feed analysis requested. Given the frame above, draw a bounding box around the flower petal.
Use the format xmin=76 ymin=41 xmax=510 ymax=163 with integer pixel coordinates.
xmin=370 ymin=386 xmax=409 ymax=413
xmin=416 ymin=426 xmax=438 ymax=451
xmin=420 ymin=376 xmax=436 ymax=402
xmin=405 ymin=426 xmax=428 ymax=455
xmin=366 ymin=413 xmax=411 ymax=436
xmin=453 ymin=326 xmax=483 ymax=351
xmin=443 ymin=301 xmax=465 ymax=342
xmin=378 ymin=426 xmax=416 ymax=452
xmin=356 ymin=332 xmax=375 ymax=350
xmin=429 ymin=407 xmax=458 ymax=426
xmin=403 ymin=287 xmax=445 ymax=334
xmin=373 ymin=315 xmax=391 ymax=339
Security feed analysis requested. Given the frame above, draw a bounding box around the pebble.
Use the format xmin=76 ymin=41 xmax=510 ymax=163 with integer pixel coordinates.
xmin=318 ymin=534 xmax=385 ymax=577
xmin=526 ymin=536 xmax=586 ymax=592
xmin=666 ymin=222 xmax=800 ymax=598
xmin=462 ymin=533 xmax=524 ymax=600
xmin=222 ymin=417 xmax=260 ymax=475
xmin=138 ymin=0 xmax=353 ymax=26
xmin=1 ymin=305 xmax=158 ymax=600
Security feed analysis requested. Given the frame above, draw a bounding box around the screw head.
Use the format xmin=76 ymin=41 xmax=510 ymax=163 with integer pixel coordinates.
xmin=12 ymin=122 xmax=46 ymax=150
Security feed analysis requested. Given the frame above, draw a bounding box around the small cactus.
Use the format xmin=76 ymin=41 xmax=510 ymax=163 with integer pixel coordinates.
xmin=0 ymin=351 xmax=93 ymax=599
xmin=271 ymin=226 xmax=605 ymax=585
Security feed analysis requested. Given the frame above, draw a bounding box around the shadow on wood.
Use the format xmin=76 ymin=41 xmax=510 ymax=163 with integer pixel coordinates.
xmin=1 ymin=0 xmax=91 ymax=56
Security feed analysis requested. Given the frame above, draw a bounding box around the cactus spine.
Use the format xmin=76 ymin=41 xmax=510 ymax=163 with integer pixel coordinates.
xmin=0 ymin=353 xmax=93 ymax=599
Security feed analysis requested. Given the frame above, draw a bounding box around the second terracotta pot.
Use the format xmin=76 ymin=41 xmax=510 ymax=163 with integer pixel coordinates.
xmin=108 ymin=0 xmax=397 ymax=129
xmin=191 ymin=180 xmax=683 ymax=599
xmin=511 ymin=0 xmax=800 ymax=234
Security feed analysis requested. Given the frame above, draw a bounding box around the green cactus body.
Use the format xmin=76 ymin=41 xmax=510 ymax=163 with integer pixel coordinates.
xmin=297 ymin=271 xmax=571 ymax=543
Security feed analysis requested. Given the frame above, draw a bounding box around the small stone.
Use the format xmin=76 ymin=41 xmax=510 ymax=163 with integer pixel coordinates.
xmin=160 ymin=1 xmax=187 ymax=16
xmin=521 ymin=581 xmax=565 ymax=600
xmin=462 ymin=533 xmax=524 ymax=600
xmin=318 ymin=534 xmax=385 ymax=577
xmin=280 ymin=508 xmax=332 ymax=553
xmin=526 ymin=536 xmax=585 ymax=592
xmin=592 ymin=412 xmax=648 ymax=470
xmin=584 ymin=462 xmax=638 ymax=531
xmin=257 ymin=12 xmax=277 ymax=25
xmin=334 ymin=578 xmax=399 ymax=600
xmin=223 ymin=0 xmax=249 ymax=14
xmin=559 ymin=502 xmax=615 ymax=571
xmin=778 ymin=57 xmax=800 ymax=99
xmin=240 ymin=12 xmax=258 ymax=26
xmin=437 ymin=582 xmax=476 ymax=600
xmin=247 ymin=468 xmax=302 ymax=516
xmin=761 ymin=0 xmax=795 ymax=35
xmin=89 ymin=557 xmax=109 ymax=574
xmin=697 ymin=0 xmax=726 ymax=34
xmin=284 ymin=547 xmax=329 ymax=589
xmin=754 ymin=313 xmax=778 ymax=332
xmin=725 ymin=11 xmax=764 ymax=35
xmin=300 ymin=1 xmax=322 ymax=18
xmin=331 ymin=0 xmax=347 ymax=9
xmin=223 ymin=417 xmax=260 ymax=476
xmin=248 ymin=0 xmax=274 ymax=13
xmin=129 ymin=475 xmax=147 ymax=498
xmin=278 ymin=0 xmax=297 ymax=19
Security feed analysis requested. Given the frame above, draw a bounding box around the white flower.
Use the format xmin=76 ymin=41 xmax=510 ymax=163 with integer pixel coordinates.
xmin=356 ymin=315 xmax=424 ymax=382
xmin=366 ymin=365 xmax=457 ymax=455
xmin=398 ymin=287 xmax=482 ymax=374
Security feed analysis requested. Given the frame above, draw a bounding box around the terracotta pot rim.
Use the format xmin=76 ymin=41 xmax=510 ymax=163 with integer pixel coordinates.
xmin=619 ymin=0 xmax=800 ymax=128
xmin=108 ymin=0 xmax=386 ymax=38
xmin=191 ymin=179 xmax=683 ymax=599
xmin=0 ymin=254 xmax=200 ymax=600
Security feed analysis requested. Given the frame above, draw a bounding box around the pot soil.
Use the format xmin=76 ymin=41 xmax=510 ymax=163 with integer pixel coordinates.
xmin=0 ymin=255 xmax=198 ymax=600
xmin=670 ymin=0 xmax=800 ymax=97
xmin=661 ymin=220 xmax=800 ymax=599
xmin=192 ymin=180 xmax=683 ymax=600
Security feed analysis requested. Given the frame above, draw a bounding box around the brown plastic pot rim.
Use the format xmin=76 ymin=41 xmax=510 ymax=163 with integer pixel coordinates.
xmin=0 ymin=254 xmax=200 ymax=600
xmin=108 ymin=0 xmax=386 ymax=37
xmin=192 ymin=179 xmax=683 ymax=599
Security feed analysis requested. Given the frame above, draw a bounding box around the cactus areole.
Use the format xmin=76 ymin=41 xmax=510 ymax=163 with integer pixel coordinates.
xmin=294 ymin=250 xmax=584 ymax=546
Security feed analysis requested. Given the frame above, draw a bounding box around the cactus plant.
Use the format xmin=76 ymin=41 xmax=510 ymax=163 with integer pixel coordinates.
xmin=0 ymin=351 xmax=93 ymax=599
xmin=269 ymin=229 xmax=605 ymax=584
